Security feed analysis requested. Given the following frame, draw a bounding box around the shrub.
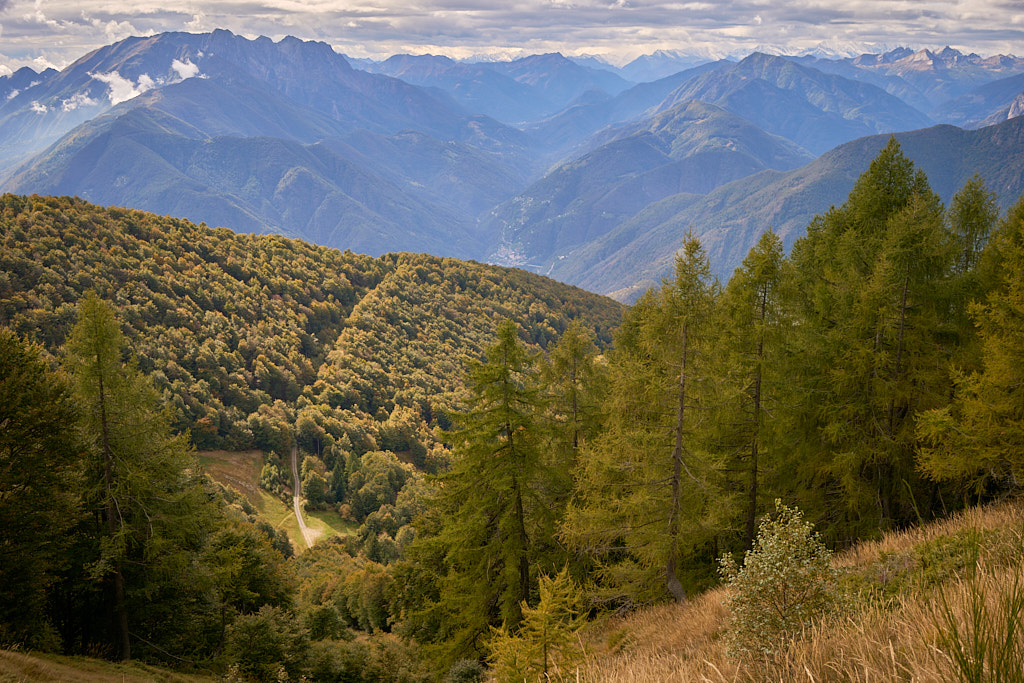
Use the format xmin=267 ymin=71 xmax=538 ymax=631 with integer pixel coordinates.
xmin=223 ymin=605 xmax=309 ymax=681
xmin=445 ymin=658 xmax=485 ymax=683
xmin=718 ymin=500 xmax=840 ymax=658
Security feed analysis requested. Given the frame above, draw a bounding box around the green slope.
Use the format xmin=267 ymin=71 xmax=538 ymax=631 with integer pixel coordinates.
xmin=0 ymin=194 xmax=622 ymax=457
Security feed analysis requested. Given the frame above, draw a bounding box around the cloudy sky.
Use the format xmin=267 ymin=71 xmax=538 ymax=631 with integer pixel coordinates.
xmin=2 ymin=0 xmax=1023 ymax=74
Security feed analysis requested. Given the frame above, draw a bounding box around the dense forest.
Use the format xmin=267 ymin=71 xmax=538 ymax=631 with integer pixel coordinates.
xmin=2 ymin=137 xmax=1024 ymax=681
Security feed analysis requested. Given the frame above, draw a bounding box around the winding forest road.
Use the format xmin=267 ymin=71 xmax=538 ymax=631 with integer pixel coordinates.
xmin=291 ymin=443 xmax=316 ymax=549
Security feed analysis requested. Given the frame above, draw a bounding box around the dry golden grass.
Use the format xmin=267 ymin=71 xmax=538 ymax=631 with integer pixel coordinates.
xmin=570 ymin=499 xmax=1024 ymax=683
xmin=0 ymin=649 xmax=213 ymax=682
xmin=835 ymin=500 xmax=1024 ymax=570
xmin=197 ymin=449 xmax=265 ymax=506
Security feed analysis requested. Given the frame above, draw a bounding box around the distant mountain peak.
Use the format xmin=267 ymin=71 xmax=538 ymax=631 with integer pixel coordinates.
xmin=853 ymin=47 xmax=915 ymax=66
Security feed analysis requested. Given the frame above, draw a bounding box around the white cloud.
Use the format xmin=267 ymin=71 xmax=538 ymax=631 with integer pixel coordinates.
xmin=0 ymin=0 xmax=1022 ymax=69
xmin=171 ymin=57 xmax=200 ymax=80
xmin=61 ymin=90 xmax=97 ymax=111
xmin=90 ymin=69 xmax=155 ymax=105
xmin=30 ymin=99 xmax=47 ymax=113
xmin=6 ymin=88 xmax=19 ymax=100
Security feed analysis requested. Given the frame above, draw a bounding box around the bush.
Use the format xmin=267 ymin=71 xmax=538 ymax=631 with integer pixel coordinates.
xmin=445 ymin=658 xmax=485 ymax=683
xmin=718 ymin=500 xmax=840 ymax=658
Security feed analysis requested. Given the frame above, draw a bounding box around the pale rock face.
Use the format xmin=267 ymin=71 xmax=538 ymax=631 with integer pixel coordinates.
xmin=1007 ymin=92 xmax=1024 ymax=120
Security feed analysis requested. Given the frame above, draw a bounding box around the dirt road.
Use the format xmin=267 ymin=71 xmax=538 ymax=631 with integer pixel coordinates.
xmin=291 ymin=443 xmax=316 ymax=549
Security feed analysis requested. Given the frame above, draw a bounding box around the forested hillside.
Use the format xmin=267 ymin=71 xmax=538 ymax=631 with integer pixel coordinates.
xmin=0 ymin=194 xmax=622 ymax=678
xmin=0 ymin=194 xmax=620 ymax=452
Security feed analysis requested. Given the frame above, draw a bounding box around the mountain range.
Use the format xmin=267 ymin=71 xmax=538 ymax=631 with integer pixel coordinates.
xmin=3 ymin=31 xmax=1024 ymax=301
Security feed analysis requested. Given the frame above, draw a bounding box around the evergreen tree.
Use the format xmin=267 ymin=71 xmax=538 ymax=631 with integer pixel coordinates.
xmin=0 ymin=329 xmax=83 ymax=648
xmin=487 ymin=566 xmax=585 ymax=680
xmin=717 ymin=231 xmax=792 ymax=549
xmin=564 ymin=236 xmax=724 ymax=604
xmin=64 ymin=292 xmax=213 ymax=660
xmin=542 ymin=320 xmax=605 ymax=457
xmin=918 ymin=196 xmax=1024 ymax=492
xmin=417 ymin=320 xmax=558 ymax=665
xmin=947 ymin=176 xmax=1000 ymax=369
xmin=789 ymin=139 xmax=955 ymax=538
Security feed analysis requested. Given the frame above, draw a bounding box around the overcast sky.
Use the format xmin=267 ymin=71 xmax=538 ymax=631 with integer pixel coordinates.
xmin=2 ymin=0 xmax=1023 ymax=74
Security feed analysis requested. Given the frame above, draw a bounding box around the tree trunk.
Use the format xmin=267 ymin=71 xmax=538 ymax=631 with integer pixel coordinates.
xmin=745 ymin=284 xmax=767 ymax=550
xmin=97 ymin=365 xmax=130 ymax=661
xmin=666 ymin=322 xmax=688 ymax=604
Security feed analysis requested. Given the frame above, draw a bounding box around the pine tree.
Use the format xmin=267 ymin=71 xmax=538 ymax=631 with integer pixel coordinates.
xmin=564 ymin=236 xmax=724 ymax=604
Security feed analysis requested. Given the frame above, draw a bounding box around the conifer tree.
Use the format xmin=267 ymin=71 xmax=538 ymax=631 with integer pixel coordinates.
xmin=789 ymin=139 xmax=955 ymax=536
xmin=947 ymin=175 xmax=1000 ymax=368
xmin=540 ymin=320 xmax=607 ymax=560
xmin=487 ymin=566 xmax=585 ymax=680
xmin=918 ymin=196 xmax=1024 ymax=491
xmin=542 ymin=319 xmax=604 ymax=457
xmin=717 ymin=231 xmax=792 ymax=549
xmin=65 ymin=292 xmax=211 ymax=660
xmin=420 ymin=320 xmax=558 ymax=664
xmin=0 ymin=329 xmax=83 ymax=648
xmin=564 ymin=236 xmax=723 ymax=604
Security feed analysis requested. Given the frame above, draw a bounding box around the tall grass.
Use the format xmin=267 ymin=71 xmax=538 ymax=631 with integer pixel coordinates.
xmin=569 ymin=499 xmax=1024 ymax=683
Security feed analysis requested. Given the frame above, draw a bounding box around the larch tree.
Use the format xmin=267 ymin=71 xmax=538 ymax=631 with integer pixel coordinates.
xmin=716 ymin=230 xmax=792 ymax=549
xmin=946 ymin=175 xmax=1000 ymax=370
xmin=420 ymin=320 xmax=559 ymax=665
xmin=0 ymin=329 xmax=83 ymax=648
xmin=563 ymin=235 xmax=724 ymax=605
xmin=918 ymin=196 xmax=1024 ymax=492
xmin=65 ymin=292 xmax=211 ymax=660
xmin=789 ymin=138 xmax=955 ymax=538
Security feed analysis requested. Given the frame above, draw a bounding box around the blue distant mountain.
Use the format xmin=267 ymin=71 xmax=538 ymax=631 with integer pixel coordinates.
xmin=3 ymin=32 xmax=1023 ymax=299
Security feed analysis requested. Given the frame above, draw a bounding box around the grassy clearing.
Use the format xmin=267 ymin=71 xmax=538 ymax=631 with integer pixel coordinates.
xmin=564 ymin=499 xmax=1024 ymax=683
xmin=196 ymin=450 xmax=265 ymax=506
xmin=199 ymin=450 xmax=356 ymax=553
xmin=307 ymin=509 xmax=360 ymax=539
xmin=0 ymin=649 xmax=213 ymax=682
